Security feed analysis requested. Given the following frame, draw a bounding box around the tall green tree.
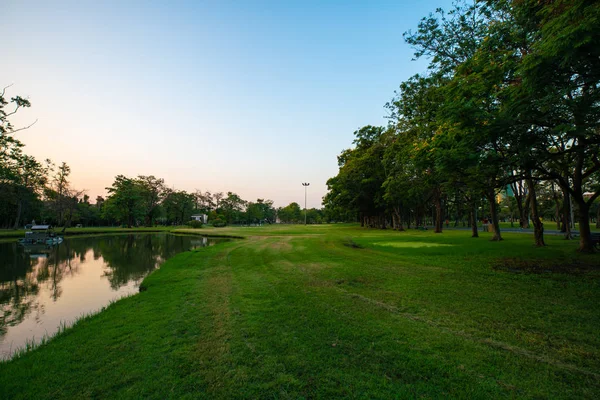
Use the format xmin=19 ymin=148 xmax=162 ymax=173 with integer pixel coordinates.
xmin=162 ymin=189 xmax=195 ymax=225
xmin=220 ymin=192 xmax=247 ymax=224
xmin=507 ymin=0 xmax=600 ymax=251
xmin=325 ymin=126 xmax=388 ymax=228
xmin=0 ymin=85 xmax=45 ymax=229
xmin=246 ymin=199 xmax=276 ymax=224
xmin=137 ymin=175 xmax=165 ymax=226
xmin=104 ymin=175 xmax=144 ymax=228
xmin=277 ymin=202 xmax=302 ymax=223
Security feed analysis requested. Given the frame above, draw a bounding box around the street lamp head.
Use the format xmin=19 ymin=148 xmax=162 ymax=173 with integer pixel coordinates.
xmin=302 ymin=182 xmax=310 ymax=187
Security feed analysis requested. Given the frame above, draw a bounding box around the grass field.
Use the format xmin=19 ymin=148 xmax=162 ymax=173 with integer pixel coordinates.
xmin=1 ymin=224 xmax=599 ymax=398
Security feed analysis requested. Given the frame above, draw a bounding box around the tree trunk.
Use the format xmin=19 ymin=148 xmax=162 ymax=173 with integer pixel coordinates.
xmin=559 ymin=183 xmax=573 ymax=239
xmin=454 ymin=192 xmax=461 ymax=227
xmin=486 ymin=189 xmax=502 ymax=241
xmin=551 ymin=183 xmax=561 ymax=231
xmin=526 ymin=176 xmax=545 ymax=247
xmin=66 ymin=208 xmax=73 ymax=228
xmin=393 ymin=208 xmax=404 ymax=231
xmin=13 ymin=198 xmax=23 ymax=230
xmin=470 ymin=205 xmax=479 ymax=238
xmin=434 ymin=187 xmax=443 ymax=233
xmin=596 ymin=204 xmax=600 ymax=229
xmin=522 ymin=192 xmax=531 ymax=228
xmin=511 ymin=181 xmax=527 ymax=228
xmin=576 ymin=201 xmax=595 ymax=253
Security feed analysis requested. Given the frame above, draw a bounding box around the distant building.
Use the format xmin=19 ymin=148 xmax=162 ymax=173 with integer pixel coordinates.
xmin=191 ymin=214 xmax=208 ymax=224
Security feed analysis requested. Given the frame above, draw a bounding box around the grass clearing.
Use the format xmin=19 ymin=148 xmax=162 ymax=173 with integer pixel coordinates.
xmin=1 ymin=224 xmax=599 ymax=398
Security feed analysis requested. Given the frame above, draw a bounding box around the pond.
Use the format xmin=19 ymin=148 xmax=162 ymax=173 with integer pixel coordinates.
xmin=0 ymin=233 xmax=226 ymax=359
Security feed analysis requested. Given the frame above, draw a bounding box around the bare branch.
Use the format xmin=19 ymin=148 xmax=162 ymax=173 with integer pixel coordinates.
xmin=4 ymin=104 xmax=22 ymax=118
xmin=8 ymin=119 xmax=38 ymax=135
xmin=0 ymin=84 xmax=14 ymax=98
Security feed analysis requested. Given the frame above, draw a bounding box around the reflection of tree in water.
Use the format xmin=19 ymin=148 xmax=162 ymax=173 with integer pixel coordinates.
xmin=0 ymin=245 xmax=44 ymax=339
xmin=0 ymin=234 xmax=218 ymax=340
xmin=0 ymin=241 xmax=85 ymax=339
xmin=98 ymin=234 xmax=201 ymax=289
xmin=0 ymin=247 xmax=40 ymax=338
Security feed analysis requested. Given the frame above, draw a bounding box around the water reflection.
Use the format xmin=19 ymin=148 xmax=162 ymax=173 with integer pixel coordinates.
xmin=0 ymin=234 xmax=223 ymax=359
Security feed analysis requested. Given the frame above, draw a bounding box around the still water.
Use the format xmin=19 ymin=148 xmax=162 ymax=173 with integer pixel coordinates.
xmin=0 ymin=233 xmax=225 ymax=359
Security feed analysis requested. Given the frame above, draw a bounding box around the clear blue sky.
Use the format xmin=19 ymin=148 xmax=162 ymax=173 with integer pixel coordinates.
xmin=4 ymin=0 xmax=453 ymax=208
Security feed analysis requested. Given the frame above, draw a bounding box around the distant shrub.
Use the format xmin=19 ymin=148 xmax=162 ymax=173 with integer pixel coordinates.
xmin=187 ymin=220 xmax=203 ymax=229
xmin=212 ymin=218 xmax=227 ymax=227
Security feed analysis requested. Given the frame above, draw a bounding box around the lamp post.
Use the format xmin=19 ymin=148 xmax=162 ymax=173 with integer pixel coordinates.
xmin=302 ymin=182 xmax=310 ymax=225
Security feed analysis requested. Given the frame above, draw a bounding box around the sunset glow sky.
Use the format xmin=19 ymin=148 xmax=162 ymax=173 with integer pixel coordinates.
xmin=4 ymin=0 xmax=452 ymax=208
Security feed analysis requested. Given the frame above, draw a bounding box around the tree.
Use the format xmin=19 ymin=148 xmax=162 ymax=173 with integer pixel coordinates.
xmin=387 ymin=75 xmax=448 ymax=233
xmin=0 ymin=85 xmax=44 ymax=229
xmin=193 ymin=190 xmax=215 ymax=215
xmin=508 ymin=0 xmax=600 ymax=251
xmin=278 ymin=202 xmax=302 ymax=223
xmin=220 ymin=192 xmax=247 ymax=224
xmin=213 ymin=192 xmax=224 ymax=212
xmin=162 ymin=189 xmax=195 ymax=225
xmin=325 ymin=126 xmax=388 ymax=228
xmin=46 ymin=162 xmax=84 ymax=227
xmin=104 ymin=175 xmax=144 ymax=228
xmin=0 ymin=84 xmax=36 ymax=136
xmin=246 ymin=199 xmax=276 ymax=224
xmin=9 ymin=152 xmax=48 ymax=229
xmin=137 ymin=175 xmax=165 ymax=226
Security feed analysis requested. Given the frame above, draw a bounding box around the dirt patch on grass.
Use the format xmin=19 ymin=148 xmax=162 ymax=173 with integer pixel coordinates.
xmin=255 ymin=237 xmax=293 ymax=252
xmin=493 ymin=257 xmax=600 ymax=275
xmin=269 ymin=239 xmax=292 ymax=251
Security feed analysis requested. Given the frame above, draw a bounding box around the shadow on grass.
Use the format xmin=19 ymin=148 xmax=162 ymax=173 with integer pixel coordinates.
xmin=493 ymin=257 xmax=600 ymax=275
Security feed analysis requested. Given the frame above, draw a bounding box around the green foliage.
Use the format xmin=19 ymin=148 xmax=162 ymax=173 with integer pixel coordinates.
xmin=324 ymin=0 xmax=600 ymax=250
xmin=246 ymin=198 xmax=276 ymax=224
xmin=219 ymin=192 xmax=247 ymax=224
xmin=162 ymin=189 xmax=195 ymax=226
xmin=104 ymin=175 xmax=145 ymax=228
xmin=324 ymin=126 xmax=388 ymax=227
xmin=277 ymin=202 xmax=302 ymax=223
xmin=137 ymin=175 xmax=166 ymax=226
xmin=0 ymin=86 xmax=48 ymax=229
xmin=211 ymin=216 xmax=227 ymax=227
xmin=187 ymin=220 xmax=203 ymax=229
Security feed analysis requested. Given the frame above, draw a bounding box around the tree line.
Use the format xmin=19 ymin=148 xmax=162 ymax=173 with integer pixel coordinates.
xmin=324 ymin=0 xmax=600 ymax=252
xmin=1 ymin=92 xmax=328 ymax=228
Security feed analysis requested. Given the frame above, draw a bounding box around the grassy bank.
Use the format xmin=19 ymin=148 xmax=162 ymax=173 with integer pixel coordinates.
xmin=0 ymin=226 xmax=182 ymax=239
xmin=1 ymin=225 xmax=599 ymax=398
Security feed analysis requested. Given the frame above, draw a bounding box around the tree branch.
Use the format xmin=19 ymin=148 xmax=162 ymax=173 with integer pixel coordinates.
xmin=8 ymin=119 xmax=38 ymax=134
xmin=0 ymin=84 xmax=14 ymax=98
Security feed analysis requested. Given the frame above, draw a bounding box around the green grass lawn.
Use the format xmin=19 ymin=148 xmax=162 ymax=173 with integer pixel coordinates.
xmin=1 ymin=224 xmax=599 ymax=399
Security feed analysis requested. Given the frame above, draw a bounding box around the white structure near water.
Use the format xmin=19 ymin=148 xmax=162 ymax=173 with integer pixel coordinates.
xmin=191 ymin=214 xmax=208 ymax=224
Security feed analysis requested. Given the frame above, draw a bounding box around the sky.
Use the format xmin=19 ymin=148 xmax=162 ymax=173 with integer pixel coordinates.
xmin=4 ymin=0 xmax=453 ymax=208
